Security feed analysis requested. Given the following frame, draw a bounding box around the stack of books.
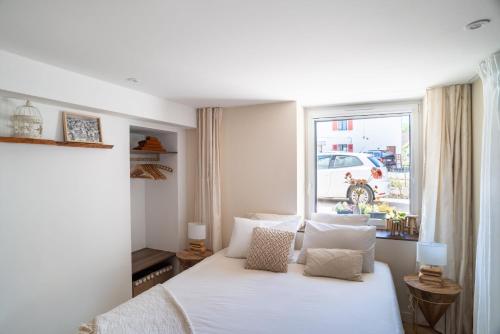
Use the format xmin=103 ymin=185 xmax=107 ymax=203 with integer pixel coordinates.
xmin=418 ymin=266 xmax=444 ymax=286
xmin=189 ymin=240 xmax=206 ymax=255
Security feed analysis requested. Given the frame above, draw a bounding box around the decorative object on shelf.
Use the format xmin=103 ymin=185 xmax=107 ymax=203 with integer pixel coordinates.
xmin=133 ymin=136 xmax=167 ymax=153
xmin=12 ymin=100 xmax=43 ymax=138
xmin=63 ymin=112 xmax=102 ymax=143
xmin=404 ymin=274 xmax=461 ymax=332
xmin=344 ymin=172 xmax=371 ymax=204
xmin=130 ymin=163 xmax=173 ymax=180
xmin=390 ymin=218 xmax=404 ymax=236
xmin=405 ymin=215 xmax=419 ymax=235
xmin=417 ymin=242 xmax=447 ymax=286
xmin=188 ymin=222 xmax=207 ymax=254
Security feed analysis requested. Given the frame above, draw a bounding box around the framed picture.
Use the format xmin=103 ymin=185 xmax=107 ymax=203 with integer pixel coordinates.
xmin=62 ymin=112 xmax=103 ymax=143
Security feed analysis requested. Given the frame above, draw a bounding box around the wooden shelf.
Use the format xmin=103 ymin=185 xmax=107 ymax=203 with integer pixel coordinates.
xmin=132 ymin=248 xmax=175 ymax=275
xmin=0 ymin=136 xmax=113 ymax=149
xmin=130 ymin=149 xmax=177 ymax=154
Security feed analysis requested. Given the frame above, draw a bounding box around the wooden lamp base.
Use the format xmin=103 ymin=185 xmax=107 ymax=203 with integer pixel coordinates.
xmin=418 ymin=265 xmax=444 ymax=286
xmin=189 ymin=240 xmax=206 ymax=255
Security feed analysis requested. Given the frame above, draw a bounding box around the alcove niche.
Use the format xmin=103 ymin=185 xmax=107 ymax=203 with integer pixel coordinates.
xmin=129 ymin=125 xmax=180 ymax=253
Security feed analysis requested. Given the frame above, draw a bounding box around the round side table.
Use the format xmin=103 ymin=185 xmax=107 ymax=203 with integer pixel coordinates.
xmin=404 ymin=275 xmax=461 ymax=334
xmin=176 ymin=250 xmax=213 ymax=271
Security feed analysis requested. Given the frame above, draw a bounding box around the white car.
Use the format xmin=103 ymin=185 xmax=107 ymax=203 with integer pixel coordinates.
xmin=317 ymin=151 xmax=390 ymax=203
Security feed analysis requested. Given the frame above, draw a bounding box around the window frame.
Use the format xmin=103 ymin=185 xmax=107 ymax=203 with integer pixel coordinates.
xmin=305 ymin=101 xmax=422 ymax=218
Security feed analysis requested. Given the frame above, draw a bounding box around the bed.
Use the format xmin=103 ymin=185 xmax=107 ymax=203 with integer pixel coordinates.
xmin=84 ymin=249 xmax=403 ymax=334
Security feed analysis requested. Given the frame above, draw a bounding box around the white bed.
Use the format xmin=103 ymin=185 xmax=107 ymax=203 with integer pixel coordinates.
xmin=162 ymin=250 xmax=403 ymax=334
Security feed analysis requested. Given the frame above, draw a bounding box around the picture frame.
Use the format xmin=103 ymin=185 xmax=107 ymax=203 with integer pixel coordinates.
xmin=62 ymin=112 xmax=103 ymax=143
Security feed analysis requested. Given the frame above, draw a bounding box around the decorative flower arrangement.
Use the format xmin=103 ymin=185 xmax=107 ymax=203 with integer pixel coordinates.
xmin=344 ymin=172 xmax=369 ymax=205
xmin=334 ymin=201 xmax=353 ymax=214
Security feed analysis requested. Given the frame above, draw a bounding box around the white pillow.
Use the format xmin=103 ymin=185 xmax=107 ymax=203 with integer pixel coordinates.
xmin=248 ymin=212 xmax=301 ymax=224
xmin=297 ymin=221 xmax=376 ymax=273
xmin=311 ymin=213 xmax=369 ymax=226
xmin=226 ymin=217 xmax=298 ymax=260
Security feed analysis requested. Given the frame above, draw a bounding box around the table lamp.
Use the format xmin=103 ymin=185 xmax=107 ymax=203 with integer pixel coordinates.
xmin=188 ymin=222 xmax=206 ymax=254
xmin=417 ymin=242 xmax=447 ymax=286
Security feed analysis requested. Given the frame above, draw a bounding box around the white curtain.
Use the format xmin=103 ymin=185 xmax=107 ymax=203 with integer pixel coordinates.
xmin=420 ymin=84 xmax=473 ymax=333
xmin=195 ymin=107 xmax=223 ymax=252
xmin=474 ymin=52 xmax=500 ymax=334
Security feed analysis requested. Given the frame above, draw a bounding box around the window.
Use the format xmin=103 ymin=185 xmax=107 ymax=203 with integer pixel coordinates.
xmin=307 ymin=102 xmax=421 ymax=219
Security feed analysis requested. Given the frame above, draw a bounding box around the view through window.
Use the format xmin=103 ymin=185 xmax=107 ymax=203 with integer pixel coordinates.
xmin=315 ymin=115 xmax=411 ymax=217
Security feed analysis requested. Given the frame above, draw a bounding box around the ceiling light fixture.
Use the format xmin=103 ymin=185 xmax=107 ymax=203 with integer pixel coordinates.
xmin=126 ymin=77 xmax=139 ymax=83
xmin=465 ymin=19 xmax=490 ymax=30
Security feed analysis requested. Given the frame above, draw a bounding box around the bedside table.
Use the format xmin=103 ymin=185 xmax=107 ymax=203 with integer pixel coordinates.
xmin=176 ymin=250 xmax=213 ymax=271
xmin=404 ymin=275 xmax=461 ymax=334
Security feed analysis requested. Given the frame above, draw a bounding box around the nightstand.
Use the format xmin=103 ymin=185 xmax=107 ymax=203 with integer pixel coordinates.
xmin=176 ymin=250 xmax=213 ymax=271
xmin=404 ymin=275 xmax=461 ymax=334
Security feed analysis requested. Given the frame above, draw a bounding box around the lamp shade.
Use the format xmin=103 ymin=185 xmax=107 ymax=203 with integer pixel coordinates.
xmin=417 ymin=242 xmax=447 ymax=266
xmin=188 ymin=222 xmax=206 ymax=240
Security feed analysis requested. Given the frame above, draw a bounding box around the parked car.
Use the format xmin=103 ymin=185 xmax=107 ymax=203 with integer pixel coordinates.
xmin=364 ymin=149 xmax=396 ymax=170
xmin=317 ymin=151 xmax=389 ymax=203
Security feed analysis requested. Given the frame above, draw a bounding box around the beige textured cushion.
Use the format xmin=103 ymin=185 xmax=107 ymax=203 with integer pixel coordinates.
xmin=297 ymin=221 xmax=376 ymax=273
xmin=245 ymin=227 xmax=295 ymax=273
xmin=304 ymin=248 xmax=363 ymax=281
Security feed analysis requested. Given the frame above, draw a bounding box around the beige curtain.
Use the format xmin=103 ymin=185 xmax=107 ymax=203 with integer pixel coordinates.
xmin=195 ymin=107 xmax=223 ymax=252
xmin=420 ymin=84 xmax=473 ymax=333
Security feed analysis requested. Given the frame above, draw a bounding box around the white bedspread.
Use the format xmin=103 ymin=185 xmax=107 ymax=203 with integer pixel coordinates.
xmin=79 ymin=285 xmax=193 ymax=334
xmin=165 ymin=250 xmax=403 ymax=334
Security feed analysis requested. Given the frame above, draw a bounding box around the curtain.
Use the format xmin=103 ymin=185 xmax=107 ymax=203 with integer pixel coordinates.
xmin=420 ymin=84 xmax=473 ymax=333
xmin=195 ymin=107 xmax=223 ymax=252
xmin=474 ymin=52 xmax=500 ymax=334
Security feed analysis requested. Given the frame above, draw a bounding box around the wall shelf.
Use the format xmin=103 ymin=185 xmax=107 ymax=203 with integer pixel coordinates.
xmin=130 ymin=149 xmax=177 ymax=154
xmin=0 ymin=136 xmax=113 ymax=149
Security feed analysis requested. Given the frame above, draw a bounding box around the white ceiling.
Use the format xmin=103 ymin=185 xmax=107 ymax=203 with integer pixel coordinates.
xmin=0 ymin=0 xmax=499 ymax=107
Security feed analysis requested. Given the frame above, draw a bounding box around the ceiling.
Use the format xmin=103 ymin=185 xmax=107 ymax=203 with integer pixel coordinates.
xmin=0 ymin=0 xmax=499 ymax=108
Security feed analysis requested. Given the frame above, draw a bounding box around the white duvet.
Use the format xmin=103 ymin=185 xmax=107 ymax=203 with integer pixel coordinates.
xmin=165 ymin=250 xmax=404 ymax=334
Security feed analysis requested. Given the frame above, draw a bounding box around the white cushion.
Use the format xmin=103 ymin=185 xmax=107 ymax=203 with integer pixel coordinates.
xmin=226 ymin=217 xmax=298 ymax=260
xmin=304 ymin=248 xmax=363 ymax=281
xmin=297 ymin=221 xmax=376 ymax=273
xmin=310 ymin=213 xmax=369 ymax=226
xmin=248 ymin=213 xmax=301 ymax=224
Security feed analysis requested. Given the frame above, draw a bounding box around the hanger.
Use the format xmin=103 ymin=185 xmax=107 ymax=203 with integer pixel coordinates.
xmin=130 ymin=163 xmax=173 ymax=180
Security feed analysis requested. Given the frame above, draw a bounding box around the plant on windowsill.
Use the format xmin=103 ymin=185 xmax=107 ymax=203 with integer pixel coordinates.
xmin=334 ymin=201 xmax=354 ymax=214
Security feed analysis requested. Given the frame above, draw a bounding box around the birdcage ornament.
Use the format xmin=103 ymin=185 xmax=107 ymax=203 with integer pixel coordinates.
xmin=12 ymin=100 xmax=43 ymax=138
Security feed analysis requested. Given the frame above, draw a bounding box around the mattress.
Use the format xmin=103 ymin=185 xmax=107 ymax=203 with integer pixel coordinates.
xmin=164 ymin=250 xmax=403 ymax=334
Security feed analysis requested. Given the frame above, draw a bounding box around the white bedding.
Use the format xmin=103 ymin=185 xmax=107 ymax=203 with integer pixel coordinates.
xmin=164 ymin=250 xmax=403 ymax=334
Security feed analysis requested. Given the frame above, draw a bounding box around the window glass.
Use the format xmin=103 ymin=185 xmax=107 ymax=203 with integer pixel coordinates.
xmin=315 ymin=114 xmax=412 ymax=214
xmin=317 ymin=155 xmax=332 ymax=169
xmin=333 ymin=155 xmax=363 ymax=168
xmin=368 ymin=156 xmax=383 ymax=167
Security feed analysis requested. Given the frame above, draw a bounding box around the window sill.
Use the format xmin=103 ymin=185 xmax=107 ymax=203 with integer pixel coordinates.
xmin=297 ymin=228 xmax=418 ymax=242
xmin=376 ymin=230 xmax=418 ymax=241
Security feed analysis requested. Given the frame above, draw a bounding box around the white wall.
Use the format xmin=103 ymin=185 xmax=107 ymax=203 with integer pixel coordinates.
xmin=0 ymin=95 xmax=192 ymax=333
xmin=0 ymin=98 xmax=132 ymax=334
xmin=221 ymin=102 xmax=303 ymax=246
xmin=130 ymin=180 xmax=146 ymax=251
